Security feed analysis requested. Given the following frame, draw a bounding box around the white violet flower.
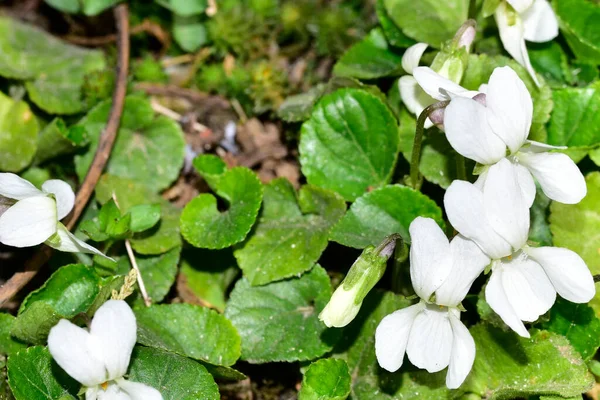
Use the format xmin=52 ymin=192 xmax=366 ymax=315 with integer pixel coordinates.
xmin=495 ymin=0 xmax=559 ymax=86
xmin=48 ymin=300 xmax=163 ymax=400
xmin=375 ymin=217 xmax=490 ymax=389
xmin=444 ymin=66 xmax=586 ymax=205
xmin=0 ymin=173 xmax=109 ymax=258
xmin=444 ymin=159 xmax=595 ymax=338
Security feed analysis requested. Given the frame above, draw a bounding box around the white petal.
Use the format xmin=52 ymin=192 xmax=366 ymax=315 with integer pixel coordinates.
xmin=0 ymin=196 xmax=57 ymax=247
xmin=446 ymin=311 xmax=475 ymax=389
xmin=402 ymin=43 xmax=428 ymax=75
xmin=409 ymin=217 xmax=452 ymax=301
xmin=517 ymin=151 xmax=587 ymax=204
xmin=514 ymin=161 xmax=536 ymax=207
xmin=444 ymin=97 xmax=506 ymax=165
xmin=319 ymin=284 xmax=361 ymax=328
xmin=506 ymin=0 xmax=535 ymax=13
xmin=444 ymin=181 xmax=513 ymax=260
xmin=521 ymin=0 xmax=559 ymax=42
xmin=0 ymin=173 xmax=43 ymax=200
xmin=501 ymin=256 xmax=556 ymax=322
xmin=47 ymin=223 xmax=112 ymax=260
xmin=495 ymin=3 xmax=540 ymax=86
xmin=90 ymin=300 xmax=137 ymax=381
xmin=97 ymin=384 xmax=131 ymax=400
xmin=435 ymin=235 xmax=490 ymax=307
xmin=117 ymin=379 xmax=163 ymax=400
xmin=375 ymin=303 xmax=423 ymax=372
xmin=483 ymin=159 xmax=530 ymax=250
xmin=525 ymin=246 xmax=595 ymax=303
xmin=399 ymin=76 xmax=434 ymax=124
xmin=485 ymin=268 xmax=530 ymax=337
xmin=406 ymin=305 xmax=453 ymax=373
xmin=42 ymin=180 xmax=75 ymax=220
xmin=485 ymin=66 xmax=533 ymax=154
xmin=412 ymin=67 xmax=471 ymax=101
xmin=48 ymin=320 xmax=107 ymax=387
xmin=86 ymin=387 xmax=100 ymax=400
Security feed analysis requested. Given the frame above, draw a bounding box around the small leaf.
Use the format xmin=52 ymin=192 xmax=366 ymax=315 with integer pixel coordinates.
xmin=136 ymin=303 xmax=241 ymax=367
xmin=0 ymin=91 xmax=39 ymax=172
xmin=554 ymin=0 xmax=600 ymax=64
xmin=299 ymin=358 xmax=351 ymax=400
xmin=0 ymin=314 xmax=27 ymax=356
xmin=129 ymin=204 xmax=161 ymax=233
xmin=299 ymin=88 xmax=400 ymax=201
xmin=529 ymin=187 xmax=553 ymax=246
xmin=82 ymin=0 xmax=120 ymax=16
xmin=173 ymin=16 xmax=208 ymax=52
xmin=7 ymin=346 xmax=79 ymax=400
xmin=375 ymin=0 xmax=415 ymax=48
xmin=234 ymin=179 xmax=345 ymax=286
xmin=330 ymin=185 xmax=444 ymax=249
xmin=278 ymin=84 xmax=327 ymax=123
xmin=225 ymin=266 xmax=338 ymax=363
xmin=34 ymin=118 xmax=88 ymax=165
xmin=157 ymin=0 xmax=208 ymax=16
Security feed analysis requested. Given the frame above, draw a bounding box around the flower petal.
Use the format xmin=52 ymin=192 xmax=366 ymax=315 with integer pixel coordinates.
xmin=90 ymin=300 xmax=137 ymax=381
xmin=501 ymin=256 xmax=556 ymax=322
xmin=0 ymin=173 xmax=43 ymax=200
xmin=495 ymin=3 xmax=540 ymax=86
xmin=412 ymin=67 xmax=471 ymax=101
xmin=406 ymin=305 xmax=453 ymax=373
xmin=506 ymin=0 xmax=535 ymax=13
xmin=86 ymin=387 xmax=100 ymax=400
xmin=525 ymin=246 xmax=595 ymax=303
xmin=446 ymin=311 xmax=475 ymax=389
xmin=485 ymin=267 xmax=530 ymax=338
xmin=0 ymin=196 xmax=57 ymax=247
xmin=444 ymin=97 xmax=506 ymax=165
xmin=47 ymin=223 xmax=112 ymax=260
xmin=402 ymin=43 xmax=428 ymax=74
xmin=514 ymin=161 xmax=536 ymax=207
xmin=521 ymin=0 xmax=559 ymax=42
xmin=486 ymin=66 xmax=533 ymax=154
xmin=48 ymin=319 xmax=106 ymax=387
xmin=444 ymin=181 xmax=513 ymax=259
xmin=409 ymin=217 xmax=452 ymax=301
xmin=375 ymin=303 xmax=423 ymax=372
xmin=97 ymin=384 xmax=131 ymax=400
xmin=319 ymin=284 xmax=361 ymax=328
xmin=517 ymin=151 xmax=587 ymax=204
xmin=483 ymin=159 xmax=530 ymax=250
xmin=398 ymin=75 xmax=435 ymax=128
xmin=117 ymin=379 xmax=163 ymax=400
xmin=42 ymin=180 xmax=75 ymax=220
xmin=435 ymin=235 xmax=490 ymax=307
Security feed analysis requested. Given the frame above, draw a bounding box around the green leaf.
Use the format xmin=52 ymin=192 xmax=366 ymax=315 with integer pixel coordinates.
xmin=7 ymin=346 xmax=79 ymax=400
xmin=482 ymin=0 xmax=501 ymax=17
xmin=539 ymin=298 xmax=600 ymax=361
xmin=128 ymin=346 xmax=220 ymax=400
xmin=299 ymin=88 xmax=400 ymax=201
xmin=75 ymin=96 xmax=186 ymax=192
xmin=299 ymin=358 xmax=351 ymax=400
xmin=0 ymin=91 xmax=38 ymax=172
xmin=82 ymin=0 xmax=120 ymax=16
xmin=173 ymin=16 xmax=208 ymax=52
xmin=10 ymin=303 xmax=63 ymax=345
xmin=528 ymin=41 xmax=573 ymax=87
xmin=462 ymin=325 xmax=594 ymax=398
xmin=129 ymin=204 xmax=161 ymax=233
xmin=136 ymin=303 xmax=241 ymax=367
xmin=34 ymin=118 xmax=88 ymax=165
xmin=554 ymin=0 xmax=600 ymax=65
xmin=225 ymin=266 xmax=338 ymax=363
xmin=547 ymin=84 xmax=600 ymax=148
xmin=44 ymin=0 xmax=80 ymax=13
xmin=382 ymin=0 xmax=469 ymax=47
xmin=278 ymin=84 xmax=328 ymax=123
xmin=330 ymin=185 xmax=444 ymax=249
xmin=157 ymin=0 xmax=207 ymax=16
xmin=234 ymin=179 xmax=345 ymax=286
xmin=333 ymin=29 xmax=403 ymax=80
xmin=550 ymin=172 xmax=600 ymax=316
xmin=0 ymin=17 xmax=105 ymax=114
xmin=0 ymin=315 xmax=27 ymax=356
xmin=529 ymin=187 xmax=553 ymax=246
xmin=181 ymin=156 xmax=263 ymax=249
xmin=375 ymin=0 xmax=415 ymax=48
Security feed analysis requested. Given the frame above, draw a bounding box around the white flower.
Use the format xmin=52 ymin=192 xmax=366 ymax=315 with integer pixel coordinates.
xmin=444 ymin=66 xmax=586 ymax=205
xmin=320 ymin=284 xmax=362 ymax=328
xmin=495 ymin=0 xmax=559 ymax=86
xmin=444 ymin=159 xmax=595 ymax=338
xmin=375 ymin=217 xmax=490 ymax=389
xmin=0 ymin=173 xmax=109 ymax=258
xmin=48 ymin=300 xmax=163 ymax=400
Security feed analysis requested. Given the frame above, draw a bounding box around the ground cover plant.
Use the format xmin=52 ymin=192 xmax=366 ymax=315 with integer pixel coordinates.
xmin=0 ymin=0 xmax=599 ymax=399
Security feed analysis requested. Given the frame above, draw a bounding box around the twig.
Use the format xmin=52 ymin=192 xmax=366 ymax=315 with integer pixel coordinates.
xmin=134 ymin=82 xmax=230 ymax=109
xmin=150 ymin=99 xmax=209 ymax=133
xmin=63 ymin=19 xmax=169 ymax=50
xmin=0 ymin=4 xmax=131 ymax=307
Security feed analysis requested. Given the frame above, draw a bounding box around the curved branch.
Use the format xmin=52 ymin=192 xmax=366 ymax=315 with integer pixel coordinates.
xmin=0 ymin=4 xmax=130 ymax=307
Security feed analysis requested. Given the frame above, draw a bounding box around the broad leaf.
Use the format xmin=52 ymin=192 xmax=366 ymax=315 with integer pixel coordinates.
xmin=299 ymin=358 xmax=351 ymax=400
xmin=528 ymin=41 xmax=573 ymax=87
xmin=554 ymin=0 xmax=600 ymax=65
xmin=0 ymin=314 xmax=27 ymax=356
xmin=375 ymin=0 xmax=415 ymax=48
xmin=0 ymin=92 xmax=39 ymax=172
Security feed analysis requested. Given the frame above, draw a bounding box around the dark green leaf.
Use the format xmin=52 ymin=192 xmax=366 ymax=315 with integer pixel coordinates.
xmin=0 ymin=315 xmax=27 ymax=356
xmin=554 ymin=0 xmax=600 ymax=64
xmin=34 ymin=118 xmax=88 ymax=165
xmin=11 ymin=303 xmax=63 ymax=345
xmin=528 ymin=41 xmax=573 ymax=87
xmin=375 ymin=0 xmax=415 ymax=48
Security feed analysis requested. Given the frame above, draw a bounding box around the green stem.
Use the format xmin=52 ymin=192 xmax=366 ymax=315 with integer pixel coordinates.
xmin=456 ymin=154 xmax=467 ymax=181
xmin=468 ymin=0 xmax=477 ymax=20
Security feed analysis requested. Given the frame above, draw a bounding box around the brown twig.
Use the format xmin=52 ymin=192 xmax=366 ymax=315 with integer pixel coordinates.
xmin=134 ymin=82 xmax=230 ymax=109
xmin=0 ymin=4 xmax=131 ymax=307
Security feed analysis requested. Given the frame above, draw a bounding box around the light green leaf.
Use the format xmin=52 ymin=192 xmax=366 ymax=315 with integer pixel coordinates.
xmin=554 ymin=0 xmax=600 ymax=65
xmin=44 ymin=0 xmax=80 ymax=13
xmin=225 ymin=266 xmax=337 ymax=363
xmin=173 ymin=16 xmax=208 ymax=52
xmin=300 ymin=88 xmax=400 ymax=201
xmin=0 ymin=17 xmax=105 ymax=114
xmin=382 ymin=0 xmax=469 ymax=47
xmin=129 ymin=203 xmax=162 ymax=233
xmin=157 ymin=0 xmax=208 ymax=16
xmin=330 ymin=185 xmax=444 ymax=249
xmin=181 ymin=155 xmax=263 ymax=249
xmin=299 ymin=358 xmax=351 ymax=400
xmin=333 ymin=29 xmax=403 ymax=80
xmin=234 ymin=179 xmax=345 ymax=286
xmin=0 ymin=315 xmax=27 ymax=356
xmin=7 ymin=346 xmax=78 ymax=400
xmin=375 ymin=0 xmax=415 ymax=48
xmin=128 ymin=346 xmax=220 ymax=400
xmin=0 ymin=91 xmax=38 ymax=172
xmin=10 ymin=303 xmax=63 ymax=346
xmin=136 ymin=303 xmax=241 ymax=367
xmin=82 ymin=0 xmax=120 ymax=16
xmin=34 ymin=118 xmax=88 ymax=165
